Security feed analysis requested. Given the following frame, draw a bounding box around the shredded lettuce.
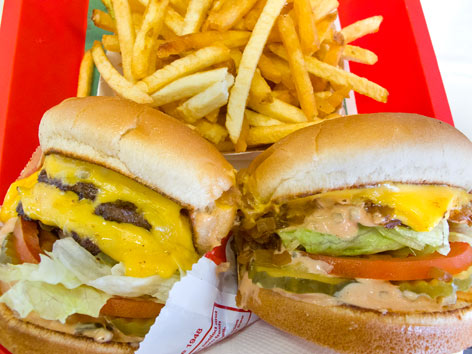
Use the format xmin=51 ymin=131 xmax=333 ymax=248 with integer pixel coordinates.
xmin=0 ymin=281 xmax=110 ymax=323
xmin=0 ymin=237 xmax=179 ymax=321
xmin=450 ymin=223 xmax=472 ymax=246
xmin=278 ymin=220 xmax=450 ymax=256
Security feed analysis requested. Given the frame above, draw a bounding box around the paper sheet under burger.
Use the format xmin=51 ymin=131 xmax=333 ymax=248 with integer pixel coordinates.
xmin=136 ymin=237 xmax=336 ymax=354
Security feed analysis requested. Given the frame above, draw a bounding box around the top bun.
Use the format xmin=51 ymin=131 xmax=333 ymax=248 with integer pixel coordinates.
xmin=39 ymin=97 xmax=235 ymax=210
xmin=244 ymin=113 xmax=472 ymax=204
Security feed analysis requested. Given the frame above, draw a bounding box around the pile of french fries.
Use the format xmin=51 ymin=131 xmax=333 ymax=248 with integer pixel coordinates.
xmin=77 ymin=0 xmax=388 ymax=152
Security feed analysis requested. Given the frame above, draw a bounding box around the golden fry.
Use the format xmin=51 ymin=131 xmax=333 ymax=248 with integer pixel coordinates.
xmin=92 ymin=9 xmax=116 ymax=32
xmin=312 ymin=0 xmax=338 ymax=22
xmin=101 ymin=0 xmax=115 ymax=18
xmin=250 ymin=69 xmax=273 ymax=104
xmin=341 ymin=15 xmax=383 ymax=43
xmin=257 ymin=53 xmax=282 ymax=83
xmin=133 ymin=0 xmax=169 ymax=79
xmin=248 ymin=97 xmax=307 ymax=123
xmin=91 ymin=41 xmax=152 ymax=103
xmin=77 ymin=50 xmax=94 ymax=97
xmin=157 ymin=31 xmax=251 ymax=58
xmin=182 ymin=0 xmax=213 ymax=34
xmin=102 ymin=34 xmax=120 ymax=51
xmin=195 ymin=120 xmax=229 ymax=144
xmin=137 ymin=46 xmax=231 ymax=93
xmin=316 ymin=12 xmax=337 ymax=42
xmin=112 ymin=0 xmax=136 ymax=81
xmin=245 ymin=109 xmax=283 ymax=126
xmin=272 ymin=89 xmax=298 ymax=106
xmin=151 ymin=67 xmax=228 ymax=106
xmin=165 ymin=6 xmax=185 ymax=35
xmin=208 ymin=0 xmax=259 ymax=31
xmin=244 ymin=0 xmax=266 ymax=30
xmin=269 ymin=44 xmax=388 ymax=102
xmin=170 ymin=0 xmax=189 ymax=15
xmin=247 ymin=121 xmax=318 ymax=146
xmin=202 ymin=0 xmax=227 ymax=30
xmin=205 ymin=108 xmax=220 ymax=123
xmin=294 ymin=0 xmax=319 ymax=55
xmin=234 ymin=117 xmax=249 ymax=152
xmin=277 ymin=14 xmax=317 ymax=119
xmin=177 ymin=74 xmax=234 ymax=122
xmin=226 ymin=0 xmax=286 ymax=143
xmin=343 ymin=45 xmax=378 ymax=65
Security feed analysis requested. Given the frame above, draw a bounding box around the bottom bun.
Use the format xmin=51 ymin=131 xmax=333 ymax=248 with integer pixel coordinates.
xmin=237 ymin=287 xmax=472 ymax=354
xmin=0 ymin=304 xmax=135 ymax=354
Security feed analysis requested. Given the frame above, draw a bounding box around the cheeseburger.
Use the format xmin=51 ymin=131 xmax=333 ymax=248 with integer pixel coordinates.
xmin=0 ymin=97 xmax=237 ymax=353
xmin=235 ymin=113 xmax=472 ymax=353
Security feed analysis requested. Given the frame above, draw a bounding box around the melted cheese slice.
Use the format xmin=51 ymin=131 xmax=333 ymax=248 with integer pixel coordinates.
xmin=317 ymin=184 xmax=471 ymax=232
xmin=11 ymin=154 xmax=198 ymax=278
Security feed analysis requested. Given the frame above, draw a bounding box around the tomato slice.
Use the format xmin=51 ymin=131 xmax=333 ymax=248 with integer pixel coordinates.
xmin=13 ymin=218 xmax=41 ymax=264
xmin=100 ymin=297 xmax=164 ymax=319
xmin=306 ymin=242 xmax=472 ymax=281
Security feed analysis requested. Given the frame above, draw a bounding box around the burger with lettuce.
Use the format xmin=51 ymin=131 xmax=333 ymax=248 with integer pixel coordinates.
xmin=0 ymin=97 xmax=237 ymax=353
xmin=235 ymin=113 xmax=472 ymax=353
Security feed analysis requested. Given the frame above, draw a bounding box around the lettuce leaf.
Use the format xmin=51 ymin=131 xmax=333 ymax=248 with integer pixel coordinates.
xmin=278 ymin=220 xmax=450 ymax=256
xmin=0 ymin=281 xmax=110 ymax=323
xmin=449 ymin=223 xmax=472 ymax=246
xmin=0 ymin=238 xmax=179 ymax=321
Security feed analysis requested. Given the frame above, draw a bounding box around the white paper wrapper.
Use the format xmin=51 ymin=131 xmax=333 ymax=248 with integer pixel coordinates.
xmin=137 ymin=239 xmax=257 ymax=354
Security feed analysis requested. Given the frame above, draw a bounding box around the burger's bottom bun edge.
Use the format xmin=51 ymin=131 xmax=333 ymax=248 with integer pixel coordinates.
xmin=0 ymin=304 xmax=134 ymax=354
xmin=237 ymin=287 xmax=472 ymax=354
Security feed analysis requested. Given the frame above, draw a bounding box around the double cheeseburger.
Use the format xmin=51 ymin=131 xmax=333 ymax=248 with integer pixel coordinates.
xmin=0 ymin=97 xmax=237 ymax=353
xmin=235 ymin=113 xmax=472 ymax=353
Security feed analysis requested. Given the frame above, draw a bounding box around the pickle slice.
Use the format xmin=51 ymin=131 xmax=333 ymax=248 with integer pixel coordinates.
xmin=108 ymin=317 xmax=155 ymax=338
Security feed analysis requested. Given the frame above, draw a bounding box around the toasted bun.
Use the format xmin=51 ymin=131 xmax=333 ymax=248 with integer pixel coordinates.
xmin=237 ymin=287 xmax=472 ymax=354
xmin=0 ymin=304 xmax=134 ymax=354
xmin=39 ymin=96 xmax=237 ymax=253
xmin=244 ymin=113 xmax=472 ymax=204
xmin=39 ymin=96 xmax=235 ymax=211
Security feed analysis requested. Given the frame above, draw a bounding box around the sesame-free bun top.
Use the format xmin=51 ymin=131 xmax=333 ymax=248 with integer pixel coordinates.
xmin=244 ymin=113 xmax=472 ymax=204
xmin=39 ymin=96 xmax=235 ymax=210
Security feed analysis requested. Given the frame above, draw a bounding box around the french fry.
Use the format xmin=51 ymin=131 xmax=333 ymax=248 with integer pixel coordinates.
xmin=226 ymin=0 xmax=286 ymax=143
xmin=165 ymin=7 xmax=185 ymax=35
xmin=316 ymin=12 xmax=337 ymax=43
xmin=132 ymin=12 xmax=144 ymax=31
xmin=272 ymin=89 xmax=298 ymax=106
xmin=170 ymin=0 xmax=189 ymax=15
xmin=250 ymin=69 xmax=273 ymax=104
xmin=205 ymin=108 xmax=220 ymax=123
xmin=294 ymin=0 xmax=319 ymax=55
xmin=341 ymin=16 xmax=383 ymax=43
xmin=137 ymin=46 xmax=231 ymax=93
xmin=216 ymin=140 xmax=235 ymax=152
xmin=312 ymin=0 xmax=339 ymax=22
xmin=247 ymin=121 xmax=318 ymax=146
xmin=195 ymin=120 xmax=228 ymax=144
xmin=157 ymin=31 xmax=251 ymax=58
xmin=132 ymin=0 xmax=169 ymax=79
xmin=92 ymin=9 xmax=116 ymax=32
xmin=244 ymin=0 xmax=266 ymax=30
xmin=77 ymin=50 xmax=94 ymax=97
xmin=112 ymin=0 xmax=136 ymax=81
xmin=248 ymin=97 xmax=307 ymax=123
xmin=269 ymin=43 xmax=388 ymax=102
xmin=91 ymin=41 xmax=153 ymax=104
xmin=101 ymin=0 xmax=115 ymax=18
xmin=234 ymin=117 xmax=249 ymax=152
xmin=102 ymin=34 xmax=121 ymax=51
xmin=257 ymin=53 xmax=282 ymax=83
xmin=229 ymin=49 xmax=243 ymax=67
xmin=322 ymin=43 xmax=344 ymax=66
xmin=202 ymin=0 xmax=226 ymax=31
xmin=245 ymin=109 xmax=283 ymax=126
xmin=177 ymin=74 xmax=234 ymax=122
xmin=182 ymin=0 xmax=213 ymax=34
xmin=277 ymin=14 xmax=317 ymax=119
xmin=343 ymin=45 xmax=378 ymax=65
xmin=150 ymin=67 xmax=228 ymax=106
xmin=208 ymin=0 xmax=259 ymax=32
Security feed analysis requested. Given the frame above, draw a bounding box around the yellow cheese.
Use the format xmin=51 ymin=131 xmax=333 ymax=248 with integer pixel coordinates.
xmin=317 ymin=184 xmax=471 ymax=232
xmin=0 ymin=171 xmax=39 ymax=223
xmin=16 ymin=154 xmax=198 ymax=278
